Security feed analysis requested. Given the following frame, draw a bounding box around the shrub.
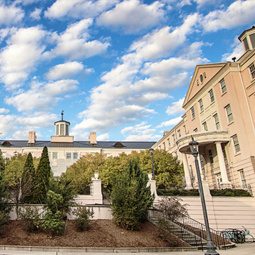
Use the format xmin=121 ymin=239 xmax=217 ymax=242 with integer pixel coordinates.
xmin=36 ymin=210 xmax=65 ymax=236
xmin=157 ymin=189 xmax=199 ymax=196
xmin=210 ymin=189 xmax=252 ymax=197
xmin=72 ymin=206 xmax=94 ymax=231
xmin=111 ymin=160 xmax=154 ymax=230
xmin=155 ymin=196 xmax=189 ymax=221
xmin=19 ymin=206 xmax=40 ymax=232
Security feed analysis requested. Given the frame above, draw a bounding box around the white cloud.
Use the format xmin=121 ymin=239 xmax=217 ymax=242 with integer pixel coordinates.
xmin=5 ymin=79 xmax=78 ymax=112
xmin=97 ymin=0 xmax=165 ymax=34
xmin=166 ymin=98 xmax=185 ymax=115
xmin=45 ymin=0 xmax=118 ymax=19
xmin=0 ymin=26 xmax=47 ymax=89
xmin=46 ymin=61 xmax=84 ymax=80
xmin=129 ymin=13 xmax=199 ymax=61
xmin=157 ymin=116 xmax=183 ymax=128
xmin=30 ymin=8 xmax=42 ymax=20
xmin=121 ymin=122 xmax=161 ymax=141
xmin=97 ymin=133 xmax=109 ymax=141
xmin=221 ymin=37 xmax=244 ymax=62
xmin=0 ymin=3 xmax=24 ymax=25
xmin=51 ymin=19 xmax=110 ymax=60
xmin=0 ymin=108 xmax=9 ymax=114
xmin=203 ymin=0 xmax=255 ymax=32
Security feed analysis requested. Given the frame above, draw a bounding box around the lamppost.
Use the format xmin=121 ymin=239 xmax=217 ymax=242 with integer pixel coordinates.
xmin=189 ymin=139 xmax=219 ymax=255
xmin=149 ymin=148 xmax=155 ymax=180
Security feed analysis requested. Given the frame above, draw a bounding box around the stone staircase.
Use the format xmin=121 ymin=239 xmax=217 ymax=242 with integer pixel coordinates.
xmin=150 ymin=216 xmax=207 ymax=249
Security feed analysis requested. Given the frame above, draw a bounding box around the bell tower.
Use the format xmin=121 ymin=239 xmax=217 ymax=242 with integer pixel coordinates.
xmin=51 ymin=111 xmax=74 ymax=143
xmin=239 ymin=26 xmax=255 ymax=52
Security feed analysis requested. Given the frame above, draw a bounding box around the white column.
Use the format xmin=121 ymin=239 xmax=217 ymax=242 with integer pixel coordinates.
xmin=215 ymin=142 xmax=232 ymax=188
xmin=182 ymin=153 xmax=192 ymax=189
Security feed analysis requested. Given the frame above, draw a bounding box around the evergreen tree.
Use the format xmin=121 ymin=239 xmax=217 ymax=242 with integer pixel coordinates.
xmin=21 ymin=152 xmax=36 ymax=203
xmin=111 ymin=160 xmax=154 ymax=230
xmin=34 ymin=146 xmax=51 ymax=203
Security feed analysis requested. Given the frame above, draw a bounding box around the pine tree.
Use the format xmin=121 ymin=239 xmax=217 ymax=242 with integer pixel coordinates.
xmin=111 ymin=160 xmax=154 ymax=230
xmin=21 ymin=153 xmax=36 ymax=203
xmin=34 ymin=146 xmax=52 ymax=203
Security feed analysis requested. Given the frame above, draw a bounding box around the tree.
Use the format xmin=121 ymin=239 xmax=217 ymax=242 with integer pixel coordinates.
xmin=65 ymin=153 xmax=106 ymax=194
xmin=21 ymin=153 xmax=36 ymax=203
xmin=34 ymin=146 xmax=52 ymax=203
xmin=111 ymin=160 xmax=154 ymax=230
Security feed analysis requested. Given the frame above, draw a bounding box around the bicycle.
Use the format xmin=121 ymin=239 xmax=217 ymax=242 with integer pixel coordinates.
xmin=242 ymin=226 xmax=255 ymax=242
xmin=222 ymin=228 xmax=245 ymax=243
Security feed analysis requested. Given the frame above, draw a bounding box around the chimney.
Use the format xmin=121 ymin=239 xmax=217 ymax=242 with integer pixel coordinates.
xmin=28 ymin=131 xmax=36 ymax=144
xmin=163 ymin=131 xmax=169 ymax=136
xmin=89 ymin=131 xmax=97 ymax=145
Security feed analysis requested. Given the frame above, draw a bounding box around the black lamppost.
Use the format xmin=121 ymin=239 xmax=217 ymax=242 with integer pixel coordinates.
xmin=189 ymin=139 xmax=219 ymax=255
xmin=149 ymin=148 xmax=155 ymax=180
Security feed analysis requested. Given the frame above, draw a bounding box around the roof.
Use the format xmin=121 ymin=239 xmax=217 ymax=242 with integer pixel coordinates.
xmin=0 ymin=140 xmax=155 ymax=150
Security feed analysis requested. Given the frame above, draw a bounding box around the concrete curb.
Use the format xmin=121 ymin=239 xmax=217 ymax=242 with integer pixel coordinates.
xmin=0 ymin=245 xmax=198 ymax=253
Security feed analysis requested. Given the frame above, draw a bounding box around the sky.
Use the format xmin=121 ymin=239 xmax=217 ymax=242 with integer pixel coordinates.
xmin=0 ymin=0 xmax=254 ymax=142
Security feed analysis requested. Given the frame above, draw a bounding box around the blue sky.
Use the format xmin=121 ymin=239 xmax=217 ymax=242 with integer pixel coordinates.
xmin=0 ymin=0 xmax=254 ymax=142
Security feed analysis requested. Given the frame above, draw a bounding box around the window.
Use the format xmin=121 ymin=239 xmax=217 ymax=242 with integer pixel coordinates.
xmin=220 ymin=79 xmax=227 ymax=94
xmin=167 ymin=138 xmax=170 ymax=148
xmin=200 ymin=74 xmax=204 ymax=83
xmin=209 ymin=89 xmax=215 ymax=103
xmin=178 ymin=129 xmax=181 ymax=138
xmin=202 ymin=121 xmax=208 ymax=131
xmin=225 ymin=104 xmax=233 ymax=123
xmin=232 ymin=134 xmax=240 ymax=153
xmin=172 ymin=134 xmax=176 ymax=144
xmin=216 ymin=174 xmax=222 ymax=189
xmin=159 ymin=145 xmax=161 ymax=150
xmin=193 ymin=128 xmax=198 ymax=133
xmin=249 ymin=63 xmax=255 ymax=79
xmin=163 ymin=142 xmax=166 ymax=150
xmin=198 ymin=99 xmax=204 ymax=112
xmin=73 ymin=152 xmax=78 ymax=159
xmin=191 ymin=106 xmax=195 ymax=119
xmin=209 ymin=150 xmax=214 ymax=164
xmin=60 ymin=124 xmax=64 ymax=135
xmin=213 ymin=113 xmax=220 ymax=130
xmin=66 ymin=152 xmax=71 ymax=159
xmin=243 ymin=37 xmax=249 ymax=51
xmin=239 ymin=169 xmax=247 ymax=189
xmin=52 ymin=152 xmax=58 ymax=159
xmin=183 ymin=125 xmax=187 ymax=134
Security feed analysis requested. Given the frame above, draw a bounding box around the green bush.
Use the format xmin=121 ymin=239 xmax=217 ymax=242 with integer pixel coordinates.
xmin=210 ymin=189 xmax=252 ymax=197
xmin=111 ymin=160 xmax=154 ymax=230
xmin=36 ymin=210 xmax=65 ymax=236
xmin=157 ymin=189 xmax=199 ymax=196
xmin=72 ymin=206 xmax=94 ymax=231
xmin=19 ymin=206 xmax=40 ymax=232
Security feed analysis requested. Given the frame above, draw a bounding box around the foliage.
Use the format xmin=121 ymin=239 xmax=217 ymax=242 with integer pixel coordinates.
xmin=210 ymin=189 xmax=252 ymax=197
xmin=49 ymin=174 xmax=76 ymax=217
xmin=45 ymin=190 xmax=64 ymax=215
xmin=65 ymin=150 xmax=184 ymax=196
xmin=72 ymin=206 xmax=94 ymax=231
xmin=36 ymin=210 xmax=65 ymax=236
xmin=111 ymin=160 xmax=154 ymax=231
xmin=19 ymin=206 xmax=40 ymax=232
xmin=66 ymin=153 xmax=106 ymax=194
xmin=34 ymin=146 xmax=52 ymax=203
xmin=21 ymin=153 xmax=37 ymax=203
xmin=157 ymin=189 xmax=199 ymax=196
xmin=155 ymin=196 xmax=189 ymax=221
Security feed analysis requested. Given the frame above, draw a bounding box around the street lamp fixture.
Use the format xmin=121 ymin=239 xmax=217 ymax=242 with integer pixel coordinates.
xmin=189 ymin=139 xmax=219 ymax=255
xmin=149 ymin=148 xmax=155 ymax=180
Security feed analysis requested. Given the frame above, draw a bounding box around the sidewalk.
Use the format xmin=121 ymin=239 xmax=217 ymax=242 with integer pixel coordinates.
xmin=0 ymin=243 xmax=254 ymax=255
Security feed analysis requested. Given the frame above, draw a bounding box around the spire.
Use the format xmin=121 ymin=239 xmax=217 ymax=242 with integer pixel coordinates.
xmin=61 ymin=110 xmax=64 ymax=121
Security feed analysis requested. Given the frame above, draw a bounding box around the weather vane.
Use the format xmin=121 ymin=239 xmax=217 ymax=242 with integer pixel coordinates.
xmin=61 ymin=110 xmax=64 ymax=121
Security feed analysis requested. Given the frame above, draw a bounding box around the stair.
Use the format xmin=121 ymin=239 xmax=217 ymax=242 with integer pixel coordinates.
xmin=150 ymin=216 xmax=207 ymax=249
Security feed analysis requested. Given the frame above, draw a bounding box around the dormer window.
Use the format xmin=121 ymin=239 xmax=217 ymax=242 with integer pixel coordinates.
xmin=113 ymin=142 xmax=125 ymax=148
xmin=1 ymin=141 xmax=12 ymax=146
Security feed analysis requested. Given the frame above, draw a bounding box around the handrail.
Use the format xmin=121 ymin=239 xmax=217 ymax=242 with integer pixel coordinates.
xmin=173 ymin=213 xmax=229 ymax=249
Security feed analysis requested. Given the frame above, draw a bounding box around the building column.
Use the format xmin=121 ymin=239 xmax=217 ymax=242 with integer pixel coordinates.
xmin=182 ymin=153 xmax=192 ymax=189
xmin=215 ymin=142 xmax=232 ymax=189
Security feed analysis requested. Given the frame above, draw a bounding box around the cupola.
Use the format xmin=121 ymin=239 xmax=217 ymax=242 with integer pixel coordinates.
xmin=51 ymin=111 xmax=74 ymax=143
xmin=238 ymin=26 xmax=255 ymax=52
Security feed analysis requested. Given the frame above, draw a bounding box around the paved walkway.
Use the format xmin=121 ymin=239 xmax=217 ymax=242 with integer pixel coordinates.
xmin=0 ymin=243 xmax=254 ymax=255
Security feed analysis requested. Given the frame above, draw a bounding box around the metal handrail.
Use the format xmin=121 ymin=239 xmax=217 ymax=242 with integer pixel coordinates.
xmin=173 ymin=213 xmax=229 ymax=249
